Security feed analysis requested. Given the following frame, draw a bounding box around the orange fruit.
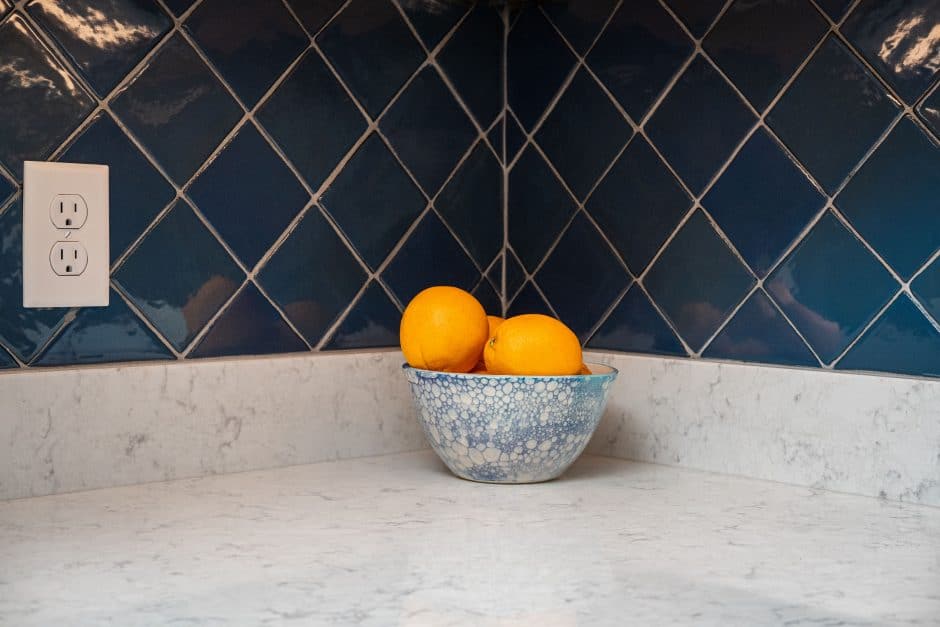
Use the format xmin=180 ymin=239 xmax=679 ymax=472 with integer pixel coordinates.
xmin=400 ymin=286 xmax=489 ymax=373
xmin=486 ymin=315 xmax=505 ymax=338
xmin=484 ymin=314 xmax=582 ymax=376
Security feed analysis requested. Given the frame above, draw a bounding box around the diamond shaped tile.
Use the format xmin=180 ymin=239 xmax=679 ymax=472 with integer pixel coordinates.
xmin=543 ymin=0 xmax=618 ymax=54
xmin=162 ymin=0 xmax=194 ymax=16
xmin=258 ymin=50 xmax=367 ymax=191
xmin=324 ymin=281 xmax=400 ymax=350
xmin=0 ymin=169 xmax=15 ymax=207
xmin=189 ymin=124 xmax=308 ymax=268
xmin=507 ymin=281 xmax=555 ymax=318
xmin=317 ymin=0 xmax=424 ymax=117
xmin=767 ymin=36 xmax=899 ymax=194
xmin=644 ymin=210 xmax=756 ymax=351
xmin=0 ymin=15 xmax=95 ymax=176
xmin=506 ymin=250 xmax=526 ymax=299
xmin=112 ymin=34 xmax=242 ymax=186
xmin=486 ymin=116 xmax=503 ymax=161
xmin=536 ymin=68 xmax=632 ymax=200
xmin=28 ymin=0 xmax=172 ymax=96
xmin=587 ymin=135 xmax=692 ymax=275
xmin=506 ymin=111 xmax=527 ymax=162
xmin=258 ymin=209 xmax=366 ymax=345
xmin=588 ymin=0 xmax=693 ymax=122
xmin=59 ymin=112 xmax=175 ymax=263
xmin=381 ymin=66 xmax=477 ymax=196
xmin=815 ymin=0 xmax=852 ymax=20
xmin=439 ymin=5 xmax=502 ymax=128
xmin=287 ymin=0 xmax=344 ymax=36
xmin=0 ymin=343 xmax=16 ymax=369
xmin=765 ymin=211 xmax=897 ymax=363
xmin=912 ymin=258 xmax=940 ymax=322
xmin=472 ymin=275 xmax=502 ymax=316
xmin=536 ymin=213 xmax=630 ymax=341
xmin=704 ymin=128 xmax=825 ymax=276
xmin=664 ymin=0 xmax=726 ymax=37
xmin=400 ymin=0 xmax=468 ymax=50
xmin=185 ymin=0 xmax=308 ymax=107
xmin=704 ymin=0 xmax=827 ymax=111
xmin=587 ymin=284 xmax=686 ymax=356
xmin=918 ymin=81 xmax=940 ymax=138
xmin=320 ymin=133 xmax=425 ymax=270
xmin=114 ymin=201 xmax=244 ymax=351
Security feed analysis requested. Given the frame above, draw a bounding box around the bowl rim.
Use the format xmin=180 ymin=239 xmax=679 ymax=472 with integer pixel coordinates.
xmin=402 ymin=362 xmax=618 ymax=378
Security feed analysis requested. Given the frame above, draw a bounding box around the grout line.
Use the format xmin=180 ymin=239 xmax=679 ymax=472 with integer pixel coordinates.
xmin=829 ymin=288 xmax=904 ymax=368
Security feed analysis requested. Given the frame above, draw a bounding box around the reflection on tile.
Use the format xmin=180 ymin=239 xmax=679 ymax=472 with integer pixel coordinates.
xmin=918 ymin=82 xmax=940 ymax=137
xmin=114 ymin=201 xmax=244 ymax=351
xmin=439 ymin=5 xmax=502 ymax=128
xmin=587 ymin=285 xmax=686 ymax=356
xmin=837 ymin=117 xmax=940 ymax=279
xmin=189 ymin=283 xmax=307 ymax=358
xmin=507 ymin=281 xmax=554 ymax=318
xmin=506 ymin=250 xmax=526 ymax=299
xmin=542 ymin=0 xmax=618 ymax=53
xmin=189 ymin=124 xmax=308 ymax=268
xmin=286 ymin=0 xmax=344 ymax=36
xmin=400 ymin=0 xmax=467 ymax=50
xmin=664 ymin=0 xmax=725 ymax=37
xmin=506 ymin=112 xmax=526 ymax=162
xmin=815 ymin=0 xmax=852 ymax=20
xmin=0 ymin=343 xmax=16 ymax=369
xmin=472 ymin=276 xmax=502 ymax=317
xmin=324 ymin=281 xmax=400 ymax=350
xmin=0 ymin=0 xmax=11 ymax=18
xmin=28 ymin=0 xmax=172 ymax=96
xmin=765 ymin=212 xmax=897 ymax=363
xmin=912 ymin=257 xmax=940 ymax=323
xmin=111 ymin=34 xmax=241 ymax=186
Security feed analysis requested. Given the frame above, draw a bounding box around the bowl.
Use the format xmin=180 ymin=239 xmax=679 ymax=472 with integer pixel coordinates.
xmin=402 ymin=363 xmax=618 ymax=483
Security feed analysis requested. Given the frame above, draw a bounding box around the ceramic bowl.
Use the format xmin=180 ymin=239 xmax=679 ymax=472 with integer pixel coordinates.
xmin=403 ymin=363 xmax=618 ymax=483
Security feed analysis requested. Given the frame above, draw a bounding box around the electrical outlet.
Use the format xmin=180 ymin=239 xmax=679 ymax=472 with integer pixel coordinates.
xmin=23 ymin=161 xmax=109 ymax=308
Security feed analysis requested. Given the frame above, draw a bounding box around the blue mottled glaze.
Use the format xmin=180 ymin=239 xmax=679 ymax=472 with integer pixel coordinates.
xmin=403 ymin=364 xmax=617 ymax=483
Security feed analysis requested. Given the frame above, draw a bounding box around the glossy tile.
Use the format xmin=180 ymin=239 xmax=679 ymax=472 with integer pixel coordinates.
xmin=644 ymin=210 xmax=756 ymax=351
xmin=486 ymin=117 xmax=502 ymax=161
xmin=189 ymin=124 xmax=308 ymax=268
xmin=506 ymin=250 xmax=526 ymax=299
xmin=161 ymin=0 xmax=194 ymax=16
xmin=814 ymin=0 xmax=852 ymax=20
xmin=189 ymin=283 xmax=307 ymax=358
xmin=286 ymin=0 xmax=344 ymax=36
xmin=59 ymin=112 xmax=175 ymax=263
xmin=27 ymin=0 xmax=172 ymax=96
xmin=114 ymin=201 xmax=244 ymax=351
xmin=507 ymin=281 xmax=554 ymax=318
xmin=324 ymin=281 xmax=400 ymax=350
xmin=399 ymin=0 xmax=467 ymax=50
xmin=664 ymin=0 xmax=726 ymax=37
xmin=843 ymin=0 xmax=940 ymax=103
xmin=317 ymin=0 xmax=424 ymax=117
xmin=471 ymin=275 xmax=502 ymax=317
xmin=0 ymin=0 xmax=11 ymax=19
xmin=439 ymin=5 xmax=502 ymax=128
xmin=765 ymin=212 xmax=897 ymax=363
xmin=0 ymin=343 xmax=16 ymax=369
xmin=0 ymin=15 xmax=94 ymax=176
xmin=588 ymin=0 xmax=693 ymax=122
xmin=505 ymin=112 xmax=526 ymax=162
xmin=542 ymin=0 xmax=618 ymax=54
xmin=587 ymin=135 xmax=692 ymax=275
xmin=646 ymin=55 xmax=755 ymax=195
xmin=536 ymin=68 xmax=632 ymax=200
xmin=918 ymin=82 xmax=940 ymax=137
xmin=257 ymin=209 xmax=366 ymax=346
xmin=258 ymin=50 xmax=367 ymax=191
xmin=767 ymin=36 xmax=899 ymax=194
xmin=380 ymin=66 xmax=476 ymax=196
xmin=587 ymin=284 xmax=686 ymax=357
xmin=111 ymin=33 xmax=242 ymax=186
xmin=837 ymin=117 xmax=940 ymax=279
xmin=912 ymin=258 xmax=940 ymax=323
xmin=319 ymin=133 xmax=425 ymax=270
xmin=703 ymin=289 xmax=818 ymax=367
xmin=0 ymin=170 xmax=15 ymax=207
xmin=185 ymin=0 xmax=308 ymax=107
xmin=704 ymin=128 xmax=825 ymax=276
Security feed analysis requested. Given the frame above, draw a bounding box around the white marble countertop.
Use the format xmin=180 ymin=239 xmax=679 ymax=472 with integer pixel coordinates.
xmin=1 ymin=452 xmax=938 ymax=626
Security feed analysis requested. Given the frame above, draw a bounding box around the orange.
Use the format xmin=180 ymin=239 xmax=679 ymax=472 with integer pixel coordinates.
xmin=484 ymin=314 xmax=582 ymax=376
xmin=486 ymin=315 xmax=505 ymax=338
xmin=400 ymin=286 xmax=489 ymax=373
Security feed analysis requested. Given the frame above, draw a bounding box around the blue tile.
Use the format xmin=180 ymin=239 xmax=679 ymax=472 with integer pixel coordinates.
xmin=185 ymin=0 xmax=308 ymax=107
xmin=0 ymin=169 xmax=15 ymax=207
xmin=508 ymin=146 xmax=577 ymax=272
xmin=189 ymin=124 xmax=308 ymax=268
xmin=646 ymin=55 xmax=755 ymax=195
xmin=258 ymin=50 xmax=366 ymax=191
xmin=381 ymin=67 xmax=477 ymax=196
xmin=286 ymin=0 xmax=344 ymax=35
xmin=704 ymin=0 xmax=827 ymax=111
xmin=162 ymin=0 xmax=194 ymax=16
xmin=472 ymin=276 xmax=502 ymax=317
xmin=703 ymin=289 xmax=818 ymax=367
xmin=587 ymin=285 xmax=686 ymax=356
xmin=59 ymin=112 xmax=175 ymax=263
xmin=838 ymin=117 xmax=940 ymax=280
xmin=587 ymin=135 xmax=692 ymax=275
xmin=588 ymin=0 xmax=693 ymax=122
xmin=258 ymin=209 xmax=366 ymax=345
xmin=644 ymin=210 xmax=756 ymax=350
xmin=766 ymin=211 xmax=897 ymax=363
xmin=114 ymin=201 xmax=244 ymax=351
xmin=112 ymin=34 xmax=242 ymax=186
xmin=320 ymin=133 xmax=425 ymax=270
xmin=382 ymin=212 xmax=480 ymax=306
xmin=665 ymin=0 xmax=725 ymax=37
xmin=324 ymin=281 xmax=400 ymax=350
xmin=0 ymin=343 xmax=16 ymax=369
xmin=506 ymin=250 xmax=526 ymax=299
xmin=28 ymin=0 xmax=172 ymax=96
xmin=912 ymin=258 xmax=940 ymax=323
xmin=843 ymin=0 xmax=940 ymax=103
xmin=536 ymin=212 xmax=630 ymax=341
xmin=536 ymin=68 xmax=632 ymax=200
xmin=506 ymin=112 xmax=527 ymax=162
xmin=543 ymin=0 xmax=618 ymax=53
xmin=400 ymin=0 xmax=467 ymax=50
xmin=918 ymin=82 xmax=940 ymax=137
xmin=507 ymin=281 xmax=554 ymax=318
xmin=767 ymin=36 xmax=899 ymax=194
xmin=317 ymin=0 xmax=424 ymax=117
xmin=0 ymin=201 xmax=70 ymax=361
xmin=439 ymin=5 xmax=502 ymax=128
xmin=704 ymin=128 xmax=824 ymax=276
xmin=0 ymin=15 xmax=94 ymax=176
xmin=34 ymin=289 xmax=174 ymax=366
xmin=815 ymin=0 xmax=852 ymax=20
xmin=837 ymin=295 xmax=940 ymax=377
xmin=436 ymin=141 xmax=502 ymax=268
xmin=508 ymin=8 xmax=576 ymax=129
xmin=189 ymin=283 xmax=307 ymax=358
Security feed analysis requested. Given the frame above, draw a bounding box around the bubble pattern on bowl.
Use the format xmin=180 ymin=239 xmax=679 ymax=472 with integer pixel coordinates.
xmin=404 ymin=366 xmax=616 ymax=483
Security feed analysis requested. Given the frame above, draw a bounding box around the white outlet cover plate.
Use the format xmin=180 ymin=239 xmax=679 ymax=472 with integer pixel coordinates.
xmin=23 ymin=161 xmax=109 ymax=307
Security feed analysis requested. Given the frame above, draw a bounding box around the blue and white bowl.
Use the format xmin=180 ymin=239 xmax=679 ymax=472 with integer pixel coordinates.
xmin=403 ymin=363 xmax=618 ymax=483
